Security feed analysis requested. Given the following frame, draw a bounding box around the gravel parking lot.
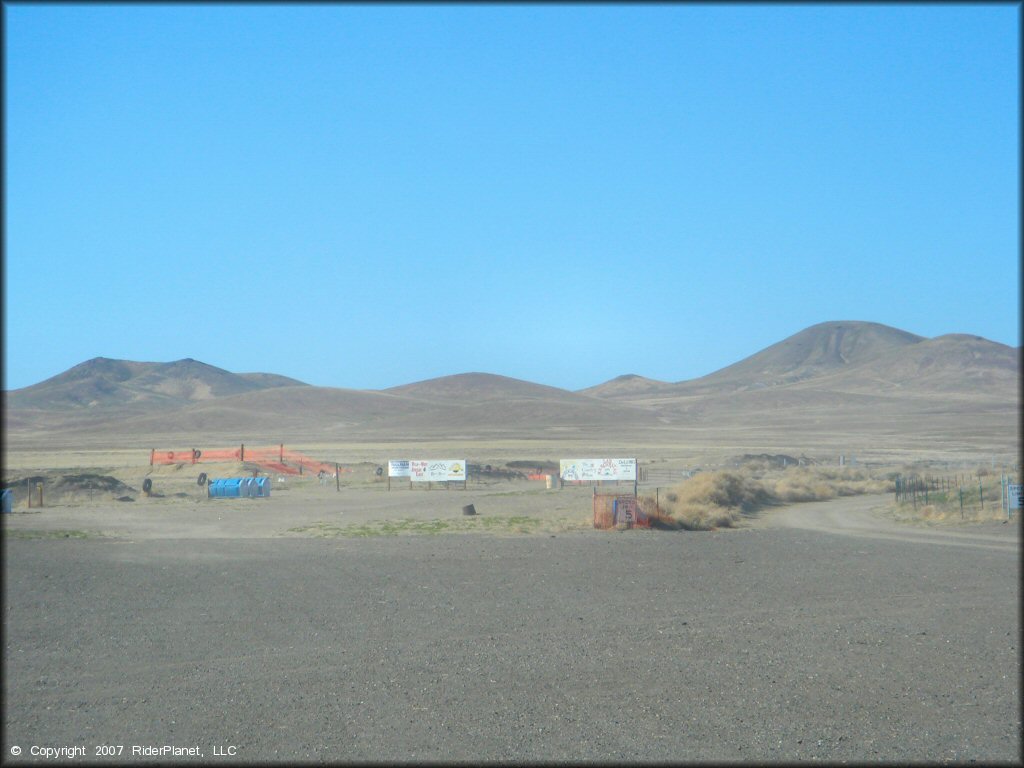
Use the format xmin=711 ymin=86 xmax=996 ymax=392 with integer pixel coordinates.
xmin=3 ymin=496 xmax=1020 ymax=763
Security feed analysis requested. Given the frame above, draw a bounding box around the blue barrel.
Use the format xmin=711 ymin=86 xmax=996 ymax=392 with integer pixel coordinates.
xmin=208 ymin=478 xmax=243 ymax=498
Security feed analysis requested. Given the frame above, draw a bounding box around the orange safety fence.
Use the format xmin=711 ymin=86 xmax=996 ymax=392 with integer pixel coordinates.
xmin=150 ymin=445 xmax=350 ymax=477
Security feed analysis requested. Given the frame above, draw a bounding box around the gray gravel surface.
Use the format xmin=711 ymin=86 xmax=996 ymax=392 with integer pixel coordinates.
xmin=3 ymin=514 xmax=1020 ymax=763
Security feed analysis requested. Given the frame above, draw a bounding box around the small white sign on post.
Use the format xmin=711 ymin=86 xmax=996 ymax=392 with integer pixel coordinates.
xmin=388 ymin=460 xmax=411 ymax=478
xmin=1008 ymin=483 xmax=1022 ymax=510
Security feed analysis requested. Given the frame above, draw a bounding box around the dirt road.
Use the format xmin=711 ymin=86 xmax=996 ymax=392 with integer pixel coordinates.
xmin=747 ymin=493 xmax=1020 ymax=552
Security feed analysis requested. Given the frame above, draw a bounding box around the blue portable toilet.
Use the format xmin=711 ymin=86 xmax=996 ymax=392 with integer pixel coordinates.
xmin=254 ymin=477 xmax=270 ymax=497
xmin=1 ymin=489 xmax=12 ymax=514
xmin=241 ymin=477 xmax=255 ymax=497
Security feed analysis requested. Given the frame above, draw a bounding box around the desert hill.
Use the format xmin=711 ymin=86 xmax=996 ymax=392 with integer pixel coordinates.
xmin=386 ymin=372 xmax=584 ymax=402
xmin=27 ymin=376 xmax=663 ymax=444
xmin=778 ymin=333 xmax=1021 ymax=397
xmin=584 ymin=321 xmax=1016 ymax=402
xmin=584 ymin=321 xmax=929 ymax=399
xmin=681 ymin=320 xmax=925 ymax=390
xmin=698 ymin=320 xmax=925 ymax=386
xmin=5 ymin=357 xmax=308 ymax=412
xmin=578 ymin=374 xmax=677 ymax=399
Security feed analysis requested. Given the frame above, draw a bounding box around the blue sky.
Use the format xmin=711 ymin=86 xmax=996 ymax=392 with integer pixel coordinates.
xmin=4 ymin=3 xmax=1019 ymax=391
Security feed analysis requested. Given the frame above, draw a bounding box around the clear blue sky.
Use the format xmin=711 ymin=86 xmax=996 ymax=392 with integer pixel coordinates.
xmin=4 ymin=3 xmax=1019 ymax=392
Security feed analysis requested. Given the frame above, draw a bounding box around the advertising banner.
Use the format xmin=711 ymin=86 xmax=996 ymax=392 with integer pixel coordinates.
xmin=388 ymin=460 xmax=411 ymax=478
xmin=409 ymin=460 xmax=467 ymax=482
xmin=560 ymin=458 xmax=637 ymax=482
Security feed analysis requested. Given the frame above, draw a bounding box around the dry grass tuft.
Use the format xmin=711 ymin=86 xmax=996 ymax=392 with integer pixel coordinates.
xmin=671 ymin=470 xmax=773 ymax=510
xmin=765 ymin=467 xmax=890 ymax=502
xmin=770 ymin=472 xmax=836 ymax=503
xmin=653 ymin=470 xmax=773 ymax=530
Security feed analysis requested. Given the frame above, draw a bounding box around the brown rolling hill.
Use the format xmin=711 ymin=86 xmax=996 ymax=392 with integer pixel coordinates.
xmin=3 ymin=322 xmax=1018 ymax=456
xmin=578 ymin=374 xmax=677 ymax=399
xmin=18 ymin=375 xmax=662 ymax=445
xmin=582 ymin=321 xmax=929 ymax=399
xmin=583 ymin=324 xmax=1019 ymax=459
xmin=582 ymin=321 xmax=1018 ymax=405
xmin=5 ymin=357 xmax=308 ymax=412
xmin=790 ymin=333 xmax=1021 ymax=396
xmin=386 ymin=372 xmax=582 ymax=402
xmin=692 ymin=320 xmax=926 ymax=389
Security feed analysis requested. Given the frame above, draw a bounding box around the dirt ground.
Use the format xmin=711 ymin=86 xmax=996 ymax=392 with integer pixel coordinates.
xmin=3 ymin=468 xmax=1020 ymax=763
xmin=1 ymin=475 xmax=602 ymax=540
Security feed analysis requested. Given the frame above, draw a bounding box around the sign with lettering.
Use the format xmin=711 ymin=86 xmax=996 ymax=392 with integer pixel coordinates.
xmin=409 ymin=460 xmax=467 ymax=482
xmin=388 ymin=460 xmax=411 ymax=478
xmin=560 ymin=458 xmax=637 ymax=482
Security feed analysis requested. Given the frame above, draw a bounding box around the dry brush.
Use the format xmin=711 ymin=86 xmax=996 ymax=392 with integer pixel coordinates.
xmin=650 ymin=466 xmax=892 ymax=531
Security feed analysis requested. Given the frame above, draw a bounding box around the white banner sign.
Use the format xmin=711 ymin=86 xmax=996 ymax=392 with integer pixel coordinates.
xmin=409 ymin=460 xmax=467 ymax=482
xmin=560 ymin=458 xmax=637 ymax=482
xmin=388 ymin=460 xmax=411 ymax=478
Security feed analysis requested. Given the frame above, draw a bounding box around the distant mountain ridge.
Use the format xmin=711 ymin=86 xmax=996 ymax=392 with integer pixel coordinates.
xmin=3 ymin=321 xmax=1018 ymax=447
xmin=581 ymin=321 xmax=1016 ymax=398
